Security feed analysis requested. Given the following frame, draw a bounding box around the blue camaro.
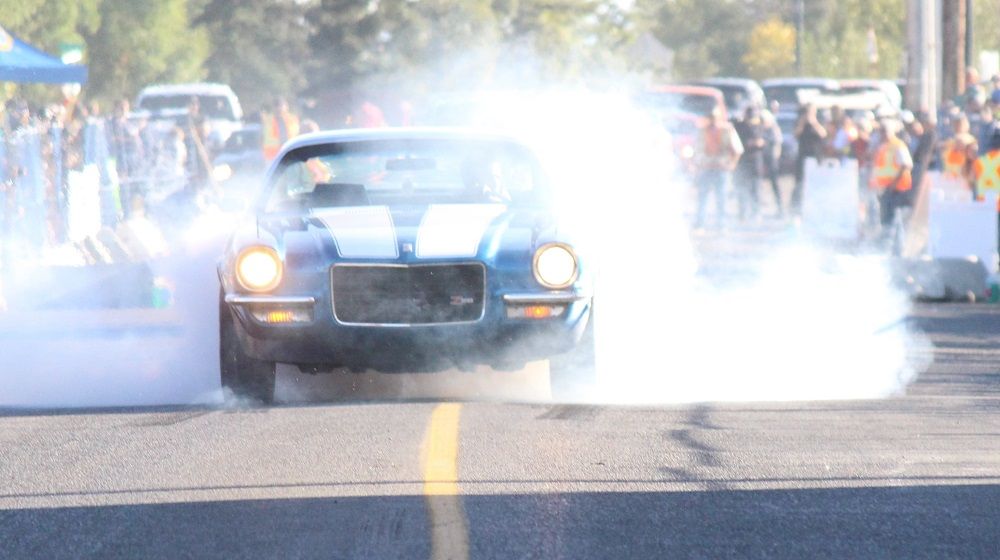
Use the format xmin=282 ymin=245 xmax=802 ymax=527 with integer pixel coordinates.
xmin=218 ymin=128 xmax=595 ymax=402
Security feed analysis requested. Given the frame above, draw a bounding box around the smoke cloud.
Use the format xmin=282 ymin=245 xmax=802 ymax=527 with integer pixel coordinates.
xmin=0 ymin=85 xmax=930 ymax=409
xmin=444 ymin=89 xmax=930 ymax=403
xmin=0 ymin=213 xmax=235 ymax=408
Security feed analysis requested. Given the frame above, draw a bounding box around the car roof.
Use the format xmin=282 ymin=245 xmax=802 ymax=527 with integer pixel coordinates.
xmin=137 ymin=82 xmax=238 ymax=97
xmin=761 ymin=77 xmax=841 ymax=89
xmin=277 ymin=127 xmax=526 ymax=156
xmin=839 ymin=78 xmax=893 ymax=87
xmin=691 ymin=77 xmax=761 ymax=89
xmin=647 ymin=84 xmax=724 ymax=99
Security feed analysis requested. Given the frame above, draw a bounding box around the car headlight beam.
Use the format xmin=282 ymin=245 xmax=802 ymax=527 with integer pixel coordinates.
xmin=235 ymin=246 xmax=283 ymax=292
xmin=533 ymin=243 xmax=578 ymax=289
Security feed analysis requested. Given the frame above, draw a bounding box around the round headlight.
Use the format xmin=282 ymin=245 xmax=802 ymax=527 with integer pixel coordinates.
xmin=533 ymin=243 xmax=578 ymax=289
xmin=235 ymin=246 xmax=282 ymax=292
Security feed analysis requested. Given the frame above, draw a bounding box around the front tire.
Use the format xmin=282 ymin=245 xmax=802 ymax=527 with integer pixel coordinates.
xmin=548 ymin=307 xmax=596 ymax=402
xmin=219 ymin=294 xmax=276 ymax=404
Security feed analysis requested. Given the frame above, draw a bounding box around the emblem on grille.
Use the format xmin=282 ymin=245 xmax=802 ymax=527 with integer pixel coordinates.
xmin=401 ymin=243 xmax=414 ymax=253
xmin=450 ymin=295 xmax=475 ymax=306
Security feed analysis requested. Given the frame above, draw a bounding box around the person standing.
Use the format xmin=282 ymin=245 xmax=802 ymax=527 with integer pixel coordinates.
xmin=694 ymin=106 xmax=743 ymax=230
xmin=792 ymin=103 xmax=827 ymax=216
xmin=183 ymin=96 xmax=211 ymax=193
xmin=828 ymin=106 xmax=858 ymax=162
xmin=973 ymin=128 xmax=1000 ymax=203
xmin=108 ymin=99 xmax=145 ymax=217
xmin=940 ymin=114 xmax=979 ymax=192
xmin=972 ymin=128 xmax=1000 ymax=250
xmin=761 ymin=101 xmax=784 ymax=217
xmin=871 ymin=119 xmax=914 ymax=234
xmin=908 ymin=111 xmax=938 ymax=198
xmin=168 ymin=126 xmax=188 ymax=187
xmin=852 ymin=113 xmax=878 ymax=231
xmin=964 ymin=92 xmax=996 ymax=157
xmin=261 ymin=98 xmax=300 ymax=162
xmin=734 ymin=106 xmax=766 ymax=221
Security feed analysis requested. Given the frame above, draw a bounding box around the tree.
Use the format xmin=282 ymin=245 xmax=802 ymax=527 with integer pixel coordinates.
xmin=0 ymin=0 xmax=100 ymax=53
xmin=973 ymin=0 xmax=1000 ymax=69
xmin=0 ymin=0 xmax=101 ymax=103
xmin=306 ymin=0 xmax=632 ymax=102
xmin=743 ymin=17 xmax=796 ymax=80
xmin=193 ymin=0 xmax=312 ymax=112
xmin=83 ymin=0 xmax=208 ymax=102
xmin=636 ymin=0 xmax=753 ymax=79
xmin=799 ymin=0 xmax=905 ymax=78
xmin=306 ymin=0 xmax=501 ymax=119
xmin=308 ymin=0 xmax=502 ymax=85
xmin=634 ymin=0 xmax=907 ymax=81
xmin=493 ymin=0 xmax=634 ymax=82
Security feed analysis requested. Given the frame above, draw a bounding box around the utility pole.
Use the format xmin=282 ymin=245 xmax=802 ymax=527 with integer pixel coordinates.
xmin=965 ymin=0 xmax=974 ymax=69
xmin=942 ymin=0 xmax=965 ymax=102
xmin=905 ymin=0 xmax=939 ymax=111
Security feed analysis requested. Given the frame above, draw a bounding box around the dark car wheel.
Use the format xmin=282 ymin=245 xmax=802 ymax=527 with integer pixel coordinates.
xmin=219 ymin=294 xmax=276 ymax=404
xmin=548 ymin=307 xmax=596 ymax=402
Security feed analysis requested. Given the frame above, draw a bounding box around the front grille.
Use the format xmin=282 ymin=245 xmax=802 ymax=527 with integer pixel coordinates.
xmin=331 ymin=264 xmax=485 ymax=325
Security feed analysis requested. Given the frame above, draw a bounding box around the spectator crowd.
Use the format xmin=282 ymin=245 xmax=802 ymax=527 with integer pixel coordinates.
xmin=691 ymin=68 xmax=1000 ymax=250
xmin=0 ymin=96 xmax=215 ymax=259
xmin=3 ymin=73 xmax=1000 ymax=269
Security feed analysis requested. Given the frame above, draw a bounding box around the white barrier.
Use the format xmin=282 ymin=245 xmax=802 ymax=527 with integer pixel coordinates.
xmin=66 ymin=166 xmax=102 ymax=243
xmin=927 ymin=172 xmax=998 ymax=274
xmin=0 ymin=222 xmax=230 ymax=408
xmin=802 ymin=158 xmax=859 ymax=239
xmin=928 ymin=171 xmax=973 ymax=201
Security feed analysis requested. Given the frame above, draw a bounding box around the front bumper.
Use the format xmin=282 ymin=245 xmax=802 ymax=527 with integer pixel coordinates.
xmin=225 ymin=291 xmax=592 ymax=369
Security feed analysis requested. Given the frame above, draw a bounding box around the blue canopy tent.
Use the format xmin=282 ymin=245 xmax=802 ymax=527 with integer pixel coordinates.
xmin=0 ymin=26 xmax=86 ymax=84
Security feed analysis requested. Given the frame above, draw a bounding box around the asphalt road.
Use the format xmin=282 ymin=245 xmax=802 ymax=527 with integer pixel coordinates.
xmin=1 ymin=300 xmax=999 ymax=559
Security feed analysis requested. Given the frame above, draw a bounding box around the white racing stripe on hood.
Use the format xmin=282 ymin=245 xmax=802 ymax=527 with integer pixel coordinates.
xmin=313 ymin=206 xmax=399 ymax=258
xmin=416 ymin=204 xmax=507 ymax=258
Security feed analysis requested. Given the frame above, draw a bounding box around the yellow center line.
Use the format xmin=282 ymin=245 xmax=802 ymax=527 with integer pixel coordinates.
xmin=421 ymin=402 xmax=469 ymax=560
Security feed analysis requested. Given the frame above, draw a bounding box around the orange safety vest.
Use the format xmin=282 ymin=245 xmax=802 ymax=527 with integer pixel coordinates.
xmin=941 ymin=134 xmax=976 ymax=178
xmin=871 ymin=137 xmax=912 ymax=192
xmin=973 ymin=149 xmax=1000 ymax=211
xmin=700 ymin=124 xmax=738 ymax=170
xmin=702 ymin=126 xmax=721 ymax=154
xmin=261 ymin=111 xmax=301 ymax=162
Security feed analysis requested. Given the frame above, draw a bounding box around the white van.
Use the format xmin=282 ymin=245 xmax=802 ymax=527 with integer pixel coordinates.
xmin=135 ymin=82 xmax=244 ymax=150
xmin=761 ymin=77 xmax=841 ymax=116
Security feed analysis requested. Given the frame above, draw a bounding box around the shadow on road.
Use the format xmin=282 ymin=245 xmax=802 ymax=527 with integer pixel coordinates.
xmin=2 ymin=484 xmax=998 ymax=559
xmin=909 ymin=305 xmax=1000 ymax=341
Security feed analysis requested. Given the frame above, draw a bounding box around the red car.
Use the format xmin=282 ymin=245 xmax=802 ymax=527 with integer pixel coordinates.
xmin=635 ymin=85 xmax=727 ymax=174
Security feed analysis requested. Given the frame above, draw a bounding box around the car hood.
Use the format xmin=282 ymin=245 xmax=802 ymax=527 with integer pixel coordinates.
xmin=256 ymin=203 xmax=556 ymax=263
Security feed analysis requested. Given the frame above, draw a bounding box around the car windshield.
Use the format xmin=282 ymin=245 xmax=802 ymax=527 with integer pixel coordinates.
xmin=662 ymin=115 xmax=702 ymax=135
xmin=765 ymin=84 xmax=839 ymax=109
xmin=636 ymin=92 xmax=717 ymax=117
xmin=703 ymin=85 xmax=747 ymax=112
xmin=138 ymin=94 xmax=236 ymax=119
xmin=840 ymin=85 xmax=879 ymax=95
xmin=763 ymin=85 xmax=802 ymax=107
xmin=265 ymin=139 xmax=542 ymax=211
